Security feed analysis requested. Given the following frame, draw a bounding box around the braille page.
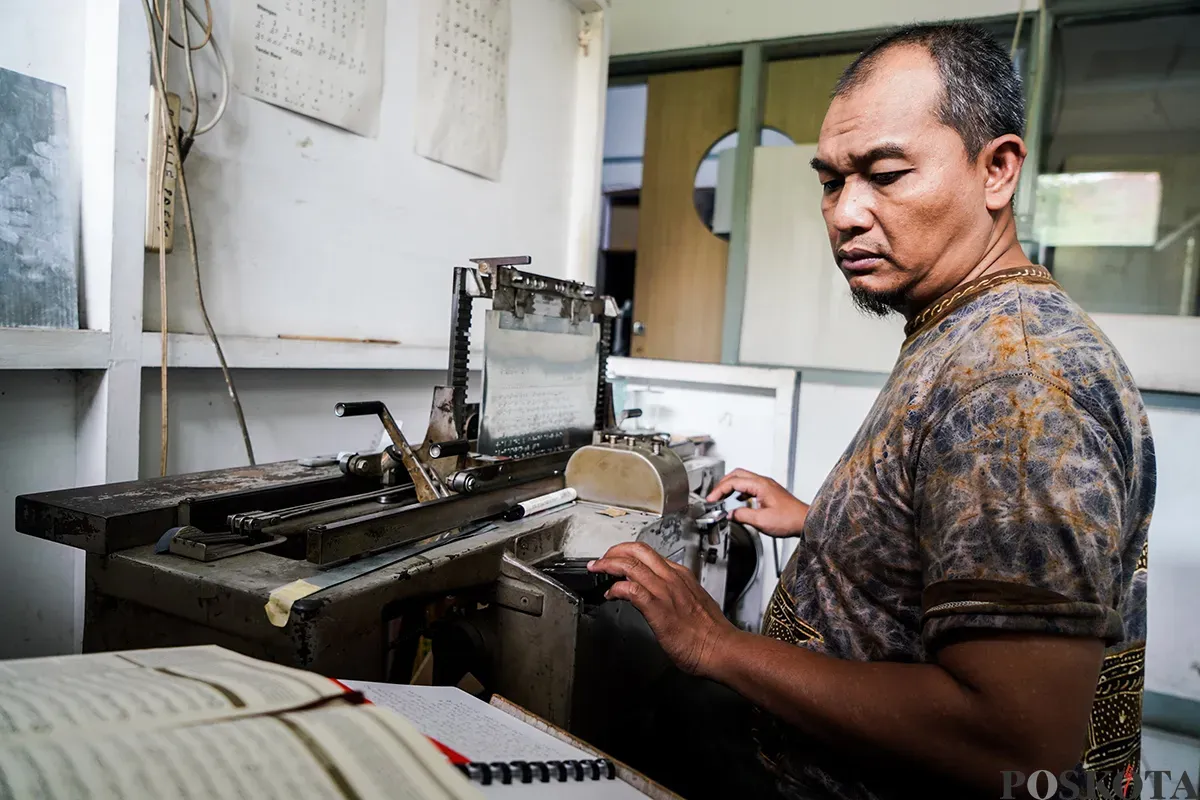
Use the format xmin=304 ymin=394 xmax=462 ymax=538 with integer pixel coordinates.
xmin=346 ymin=683 xmax=657 ymax=798
xmin=414 ymin=0 xmax=511 ymax=180
xmin=232 ymin=0 xmax=386 ymax=136
xmin=342 ymin=683 xmax=586 ymax=763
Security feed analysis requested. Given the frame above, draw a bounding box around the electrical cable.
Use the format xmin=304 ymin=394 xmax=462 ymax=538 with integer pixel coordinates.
xmin=173 ymin=0 xmax=253 ymax=465
xmin=1011 ymin=0 xmax=1027 ymax=57
xmin=176 ymin=145 xmax=257 ymax=467
xmin=151 ymin=0 xmax=172 ymax=476
xmin=177 ymin=0 xmax=201 ymax=148
xmin=184 ymin=1 xmax=228 ymax=137
xmin=143 ymin=0 xmax=256 ymax=469
xmin=154 ymin=0 xmax=213 ymax=50
xmin=147 ymin=0 xmax=228 ymax=141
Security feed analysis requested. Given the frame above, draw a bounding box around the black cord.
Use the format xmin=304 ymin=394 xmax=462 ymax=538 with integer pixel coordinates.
xmin=179 ymin=130 xmax=195 ymax=163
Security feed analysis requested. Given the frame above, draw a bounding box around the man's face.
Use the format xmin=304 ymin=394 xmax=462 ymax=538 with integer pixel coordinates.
xmin=813 ymin=46 xmax=996 ymax=316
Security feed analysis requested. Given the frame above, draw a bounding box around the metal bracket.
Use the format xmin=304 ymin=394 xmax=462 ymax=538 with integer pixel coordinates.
xmin=159 ymin=525 xmax=286 ymax=562
xmin=495 ymin=575 xmax=545 ymax=616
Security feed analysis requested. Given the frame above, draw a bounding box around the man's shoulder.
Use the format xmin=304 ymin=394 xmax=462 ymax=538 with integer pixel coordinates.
xmin=908 ymin=280 xmax=1143 ymax=429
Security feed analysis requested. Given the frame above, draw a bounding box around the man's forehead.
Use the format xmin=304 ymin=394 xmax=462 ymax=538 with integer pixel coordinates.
xmin=815 ymin=46 xmax=943 ymax=167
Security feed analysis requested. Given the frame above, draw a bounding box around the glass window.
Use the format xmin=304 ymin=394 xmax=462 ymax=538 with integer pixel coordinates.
xmin=1041 ymin=10 xmax=1200 ymax=317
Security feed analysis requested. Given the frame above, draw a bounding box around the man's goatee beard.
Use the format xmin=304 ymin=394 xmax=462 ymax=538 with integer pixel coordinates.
xmin=850 ymin=285 xmax=907 ymax=318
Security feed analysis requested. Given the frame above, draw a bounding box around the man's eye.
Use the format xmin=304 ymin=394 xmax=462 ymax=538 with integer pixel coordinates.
xmin=821 ymin=178 xmax=844 ymax=193
xmin=871 ymin=170 xmax=908 ymax=186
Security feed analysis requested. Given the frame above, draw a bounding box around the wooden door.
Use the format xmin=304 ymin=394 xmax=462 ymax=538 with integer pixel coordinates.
xmin=762 ymin=54 xmax=856 ymax=142
xmin=630 ymin=56 xmax=854 ymax=364
xmin=632 ymin=67 xmax=740 ymax=363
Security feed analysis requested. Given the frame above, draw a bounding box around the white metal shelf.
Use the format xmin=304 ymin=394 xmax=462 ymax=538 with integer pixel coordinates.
xmin=0 ymin=328 xmax=111 ymax=370
xmin=608 ymin=355 xmax=797 ymax=391
xmin=140 ymin=332 xmax=482 ymax=371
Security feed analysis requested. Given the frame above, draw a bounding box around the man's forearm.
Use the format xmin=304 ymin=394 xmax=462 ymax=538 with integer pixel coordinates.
xmin=703 ymin=630 xmax=1047 ymax=791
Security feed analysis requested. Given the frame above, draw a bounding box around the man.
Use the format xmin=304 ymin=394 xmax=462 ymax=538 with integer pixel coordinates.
xmin=589 ymin=23 xmax=1154 ymax=799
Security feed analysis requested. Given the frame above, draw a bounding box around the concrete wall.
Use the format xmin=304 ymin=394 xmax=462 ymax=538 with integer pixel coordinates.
xmin=142 ymin=0 xmax=589 ymax=347
xmin=137 ymin=369 xmax=475 ymax=477
xmin=608 ymin=0 xmax=1031 ymax=56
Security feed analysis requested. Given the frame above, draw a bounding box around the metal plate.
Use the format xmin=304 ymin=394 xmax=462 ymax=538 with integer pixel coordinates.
xmin=478 ymin=310 xmax=599 ymax=458
xmin=0 ymin=67 xmax=79 ymax=329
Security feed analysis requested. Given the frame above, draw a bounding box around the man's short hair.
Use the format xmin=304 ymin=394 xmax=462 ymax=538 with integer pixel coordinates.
xmin=833 ymin=23 xmax=1025 ymax=159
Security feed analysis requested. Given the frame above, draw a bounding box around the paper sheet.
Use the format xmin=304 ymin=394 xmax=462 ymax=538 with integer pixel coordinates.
xmin=231 ymin=0 xmax=387 ymax=137
xmin=343 ymin=683 xmax=587 ymax=763
xmin=0 ymin=645 xmax=345 ymax=739
xmin=0 ymin=705 xmax=481 ymax=800
xmin=346 ymin=684 xmax=653 ymax=799
xmin=415 ymin=0 xmax=511 ymax=180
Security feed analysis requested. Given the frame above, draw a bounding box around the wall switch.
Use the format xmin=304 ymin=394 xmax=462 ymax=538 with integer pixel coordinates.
xmin=145 ymin=87 xmax=181 ymax=253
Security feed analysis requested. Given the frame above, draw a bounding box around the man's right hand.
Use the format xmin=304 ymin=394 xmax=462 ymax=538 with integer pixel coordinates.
xmin=705 ymin=468 xmax=809 ymax=538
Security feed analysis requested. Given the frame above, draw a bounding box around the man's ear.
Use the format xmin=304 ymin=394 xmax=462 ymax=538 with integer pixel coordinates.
xmin=981 ymin=134 xmax=1027 ymax=212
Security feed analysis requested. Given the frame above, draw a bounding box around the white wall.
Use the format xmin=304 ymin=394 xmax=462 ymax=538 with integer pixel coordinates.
xmin=1142 ymin=393 xmax=1200 ymax=703
xmin=608 ymin=0 xmax=1031 ymax=56
xmin=143 ymin=0 xmax=590 ymax=348
xmin=742 ymin=146 xmax=906 ymax=374
xmin=138 ymin=369 xmax=476 ymax=476
xmin=0 ymin=373 xmax=81 ymax=659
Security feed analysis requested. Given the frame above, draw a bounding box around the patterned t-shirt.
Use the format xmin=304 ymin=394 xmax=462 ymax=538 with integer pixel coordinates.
xmin=759 ymin=268 xmax=1155 ymax=799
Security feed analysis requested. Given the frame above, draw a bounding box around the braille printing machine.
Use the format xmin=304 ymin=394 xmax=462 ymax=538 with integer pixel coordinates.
xmin=15 ymin=257 xmax=763 ymax=775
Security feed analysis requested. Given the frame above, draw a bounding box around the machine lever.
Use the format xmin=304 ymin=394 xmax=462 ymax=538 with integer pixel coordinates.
xmin=333 ymin=401 xmax=388 ymax=419
xmin=617 ymin=408 xmax=642 ymax=426
xmin=335 ymin=401 xmax=450 ymax=504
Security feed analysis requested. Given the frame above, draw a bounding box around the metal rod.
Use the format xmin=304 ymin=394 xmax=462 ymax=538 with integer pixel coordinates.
xmin=227 ymin=483 xmax=416 ymax=534
xmin=429 ymin=439 xmax=470 ymax=459
xmin=1015 ymin=5 xmax=1053 ymax=256
xmin=1180 ymin=236 xmax=1198 ymax=317
xmin=306 ymin=476 xmax=563 ymax=566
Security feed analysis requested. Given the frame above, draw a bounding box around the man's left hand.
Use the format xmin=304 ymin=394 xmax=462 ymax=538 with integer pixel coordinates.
xmin=588 ymin=542 xmax=738 ymax=676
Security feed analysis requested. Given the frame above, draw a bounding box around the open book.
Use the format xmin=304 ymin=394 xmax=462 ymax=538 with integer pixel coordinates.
xmin=0 ymin=645 xmax=480 ymax=800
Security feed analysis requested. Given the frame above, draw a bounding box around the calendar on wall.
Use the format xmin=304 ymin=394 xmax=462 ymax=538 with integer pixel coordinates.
xmin=231 ymin=0 xmax=387 ymax=137
xmin=415 ymin=0 xmax=511 ymax=181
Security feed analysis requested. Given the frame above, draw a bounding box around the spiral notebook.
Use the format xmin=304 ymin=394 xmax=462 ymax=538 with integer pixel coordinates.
xmin=343 ymin=682 xmax=656 ymax=798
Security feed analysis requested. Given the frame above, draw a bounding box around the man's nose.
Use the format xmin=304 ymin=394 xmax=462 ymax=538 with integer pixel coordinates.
xmin=830 ymin=178 xmax=873 ymax=233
